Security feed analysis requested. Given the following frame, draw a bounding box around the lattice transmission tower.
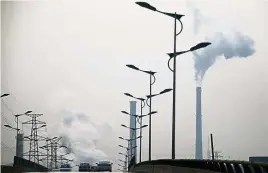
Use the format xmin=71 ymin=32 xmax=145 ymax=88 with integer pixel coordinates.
xmin=22 ymin=113 xmax=46 ymax=163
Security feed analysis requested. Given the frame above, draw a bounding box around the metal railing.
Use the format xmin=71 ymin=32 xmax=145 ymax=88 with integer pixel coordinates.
xmin=130 ymin=159 xmax=268 ymax=173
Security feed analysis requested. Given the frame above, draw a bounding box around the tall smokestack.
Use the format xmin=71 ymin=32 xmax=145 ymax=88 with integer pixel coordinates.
xmin=195 ymin=87 xmax=203 ymax=159
xmin=17 ymin=133 xmax=24 ymax=158
xmin=128 ymin=101 xmax=137 ymax=165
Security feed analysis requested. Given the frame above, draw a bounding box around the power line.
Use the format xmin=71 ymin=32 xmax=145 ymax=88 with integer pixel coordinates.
xmin=1 ymin=113 xmax=15 ymax=126
xmin=1 ymin=100 xmax=47 ymax=136
xmin=1 ymin=142 xmax=15 ymax=152
xmin=2 ymin=101 xmax=15 ymax=115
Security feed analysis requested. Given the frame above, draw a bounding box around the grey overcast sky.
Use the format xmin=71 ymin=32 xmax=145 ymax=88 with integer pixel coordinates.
xmin=1 ymin=0 xmax=268 ymax=170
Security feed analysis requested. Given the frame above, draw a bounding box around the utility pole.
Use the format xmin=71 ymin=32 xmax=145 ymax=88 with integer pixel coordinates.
xmin=22 ymin=113 xmax=46 ymax=163
xmin=210 ymin=134 xmax=215 ymax=160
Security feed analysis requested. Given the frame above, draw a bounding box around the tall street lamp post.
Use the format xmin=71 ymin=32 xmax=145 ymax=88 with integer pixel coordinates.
xmin=126 ymin=64 xmax=156 ymax=161
xmin=135 ymin=1 xmax=211 ymax=159
xmin=145 ymin=88 xmax=172 ymax=158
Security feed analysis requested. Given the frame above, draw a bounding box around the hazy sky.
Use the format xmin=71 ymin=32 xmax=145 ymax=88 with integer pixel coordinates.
xmin=1 ymin=0 xmax=268 ymax=171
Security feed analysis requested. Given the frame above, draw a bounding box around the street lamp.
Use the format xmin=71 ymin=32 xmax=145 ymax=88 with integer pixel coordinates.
xmin=121 ymin=110 xmax=157 ymax=118
xmin=119 ymin=144 xmax=137 ymax=150
xmin=121 ymin=124 xmax=148 ymax=130
xmin=119 ymin=152 xmax=129 ymax=157
xmin=124 ymin=92 xmax=146 ymax=162
xmin=14 ymin=110 xmax=33 ymax=134
xmin=121 ymin=111 xmax=138 ymax=118
xmin=118 ymin=145 xmax=129 ymax=150
xmin=118 ymin=136 xmax=141 ymax=141
xmin=135 ymin=1 xmax=211 ymax=159
xmin=4 ymin=124 xmax=19 ymax=131
xmin=118 ymin=163 xmax=125 ymax=168
xmin=126 ymin=64 xmax=156 ymax=161
xmin=118 ymin=159 xmax=126 ymax=163
xmin=1 ymin=93 xmax=10 ymax=98
xmin=146 ymin=88 xmax=173 ymax=99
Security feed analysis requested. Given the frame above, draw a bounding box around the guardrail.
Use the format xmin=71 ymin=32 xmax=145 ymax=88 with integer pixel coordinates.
xmin=129 ymin=159 xmax=268 ymax=173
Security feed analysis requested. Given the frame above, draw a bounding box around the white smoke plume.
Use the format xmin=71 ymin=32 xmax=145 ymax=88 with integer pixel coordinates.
xmin=193 ymin=31 xmax=255 ymax=85
xmin=58 ymin=110 xmax=111 ymax=165
xmin=191 ymin=7 xmax=255 ymax=86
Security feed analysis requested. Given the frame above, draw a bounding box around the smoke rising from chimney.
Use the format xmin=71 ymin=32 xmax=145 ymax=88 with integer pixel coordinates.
xmin=190 ymin=7 xmax=255 ymax=86
xmin=59 ymin=110 xmax=110 ymax=165
xmin=193 ymin=32 xmax=255 ymax=85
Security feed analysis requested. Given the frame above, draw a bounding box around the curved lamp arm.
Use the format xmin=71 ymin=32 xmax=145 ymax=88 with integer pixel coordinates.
xmin=146 ymin=97 xmax=150 ymax=107
xmin=176 ymin=20 xmax=183 ymax=36
xmin=151 ymin=74 xmax=156 ymax=85
xmin=141 ymin=100 xmax=146 ymax=108
xmin=136 ymin=117 xmax=141 ymax=124
xmin=168 ymin=58 xmax=174 ymax=72
xmin=168 ymin=20 xmax=184 ymax=72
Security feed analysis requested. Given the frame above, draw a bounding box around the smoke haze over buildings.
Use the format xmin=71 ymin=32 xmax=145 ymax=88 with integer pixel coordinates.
xmin=59 ymin=110 xmax=109 ymax=165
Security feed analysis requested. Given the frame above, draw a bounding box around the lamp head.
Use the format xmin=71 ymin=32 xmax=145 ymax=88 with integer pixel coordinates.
xmin=121 ymin=111 xmax=129 ymax=115
xmin=159 ymin=88 xmax=173 ymax=94
xmin=121 ymin=124 xmax=127 ymax=128
xmin=142 ymin=125 xmax=148 ymax=128
xmin=124 ymin=93 xmax=133 ymax=97
xmin=1 ymin=94 xmax=10 ymax=97
xmin=148 ymin=111 xmax=158 ymax=115
xmin=126 ymin=64 xmax=140 ymax=71
xmin=25 ymin=111 xmax=32 ymax=114
xmin=190 ymin=42 xmax=211 ymax=51
xmin=135 ymin=2 xmax=157 ymax=11
xmin=146 ymin=94 xmax=156 ymax=99
xmin=4 ymin=124 xmax=12 ymax=128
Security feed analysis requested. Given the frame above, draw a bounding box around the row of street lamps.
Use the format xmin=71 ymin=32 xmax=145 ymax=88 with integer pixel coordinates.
xmin=134 ymin=1 xmax=211 ymax=160
xmin=117 ymin=1 xmax=211 ymax=170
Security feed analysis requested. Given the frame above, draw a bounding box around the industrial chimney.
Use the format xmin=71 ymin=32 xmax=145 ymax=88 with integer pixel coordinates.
xmin=17 ymin=133 xmax=24 ymax=158
xmin=129 ymin=101 xmax=137 ymax=165
xmin=195 ymin=87 xmax=203 ymax=159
